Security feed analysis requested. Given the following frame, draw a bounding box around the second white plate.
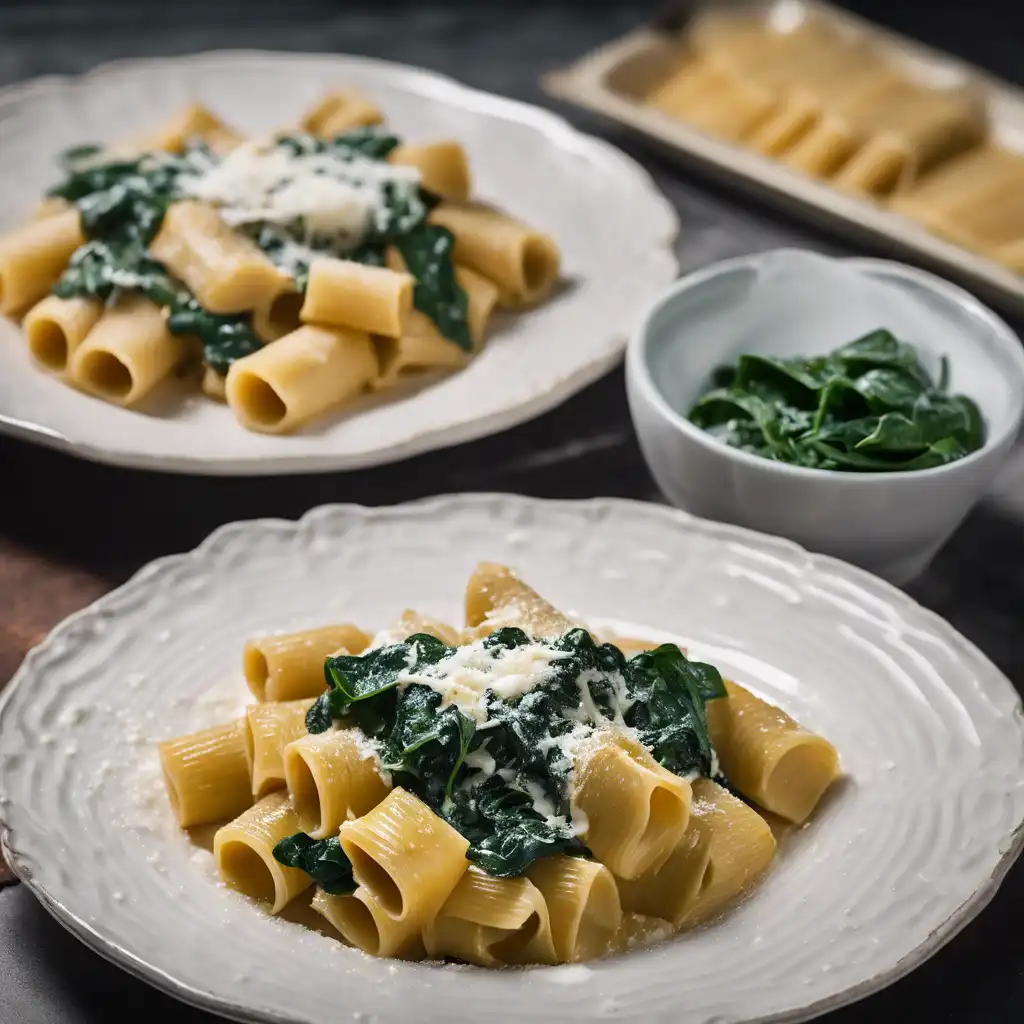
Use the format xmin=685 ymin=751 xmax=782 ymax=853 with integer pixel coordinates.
xmin=0 ymin=52 xmax=678 ymax=474
xmin=1 ymin=495 xmax=1022 ymax=1023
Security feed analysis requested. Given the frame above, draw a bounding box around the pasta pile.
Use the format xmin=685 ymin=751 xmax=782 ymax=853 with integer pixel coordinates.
xmin=645 ymin=10 xmax=1024 ymax=273
xmin=0 ymin=91 xmax=561 ymax=433
xmin=159 ymin=563 xmax=840 ymax=966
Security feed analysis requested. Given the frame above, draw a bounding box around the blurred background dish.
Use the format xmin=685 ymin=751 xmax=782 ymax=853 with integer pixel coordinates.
xmin=627 ymin=248 xmax=1024 ymax=583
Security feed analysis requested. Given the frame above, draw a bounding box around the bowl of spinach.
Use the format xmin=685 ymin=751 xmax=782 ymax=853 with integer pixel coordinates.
xmin=626 ymin=249 xmax=1024 ymax=584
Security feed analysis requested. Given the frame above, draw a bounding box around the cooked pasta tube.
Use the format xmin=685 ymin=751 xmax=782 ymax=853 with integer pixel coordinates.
xmin=300 ymin=258 xmax=413 ymax=338
xmin=243 ymin=698 xmax=316 ymax=797
xmin=225 ymin=323 xmax=377 ymax=434
xmin=889 ymin=146 xmax=1023 ymax=226
xmin=252 ymin=279 xmax=304 ymax=342
xmin=312 ymin=887 xmax=426 ymax=959
xmin=23 ymin=294 xmax=103 ymax=374
xmin=783 ymin=70 xmax=910 ymax=178
xmin=389 ymin=141 xmax=471 ymax=202
xmin=284 ymin=729 xmax=389 ymax=839
xmin=339 ymin=788 xmax=469 ymax=941
xmin=835 ymin=89 xmax=986 ymax=195
xmin=706 ymin=680 xmax=839 ymax=824
xmin=373 ymin=264 xmax=498 ymax=389
xmin=159 ymin=719 xmax=253 ymax=828
xmin=528 ymin=855 xmax=621 ymax=963
xmin=201 ymin=365 xmax=227 ymax=401
xmin=69 ymin=294 xmax=182 ymax=405
xmin=676 ymin=778 xmax=776 ymax=929
xmin=214 ymin=791 xmax=311 ymax=914
xmin=464 ymin=562 xmax=577 ymax=639
xmin=573 ymin=733 xmax=692 ymax=879
xmin=428 ymin=203 xmax=560 ymax=307
xmin=135 ymin=103 xmax=243 ymax=154
xmin=0 ymin=208 xmax=85 ymax=316
xmin=242 ymin=623 xmax=370 ymax=702
xmin=149 ymin=200 xmax=285 ymax=315
xmin=424 ymin=866 xmax=557 ymax=966
xmin=300 ymin=90 xmax=384 ymax=136
xmin=616 ymin=797 xmax=713 ymax=926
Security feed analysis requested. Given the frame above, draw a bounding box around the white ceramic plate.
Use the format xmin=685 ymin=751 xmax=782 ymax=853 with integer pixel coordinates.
xmin=0 ymin=52 xmax=677 ymax=475
xmin=1 ymin=495 xmax=1022 ymax=1024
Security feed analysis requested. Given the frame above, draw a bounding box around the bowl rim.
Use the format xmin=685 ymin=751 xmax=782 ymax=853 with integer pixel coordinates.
xmin=627 ymin=247 xmax=1024 ymax=483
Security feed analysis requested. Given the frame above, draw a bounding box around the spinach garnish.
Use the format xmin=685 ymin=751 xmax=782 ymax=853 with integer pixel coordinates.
xmin=272 ymin=834 xmax=355 ymax=895
xmin=46 ymin=126 xmax=471 ymax=374
xmin=284 ymin=627 xmax=726 ymax=881
xmin=689 ymin=329 xmax=984 ymax=471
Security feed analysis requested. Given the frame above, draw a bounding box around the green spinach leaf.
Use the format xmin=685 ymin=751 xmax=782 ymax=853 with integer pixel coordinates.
xmin=272 ymin=834 xmax=355 ymax=895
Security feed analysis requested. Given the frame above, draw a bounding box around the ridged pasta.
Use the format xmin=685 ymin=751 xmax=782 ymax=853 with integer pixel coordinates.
xmin=23 ymin=294 xmax=103 ymax=374
xmin=284 ymin=729 xmax=390 ymax=838
xmin=312 ymin=887 xmax=426 ymax=959
xmin=0 ymin=208 xmax=85 ymax=316
xmin=528 ymin=855 xmax=621 ymax=963
xmin=464 ymin=561 xmax=577 ymax=639
xmin=243 ymin=698 xmax=316 ymax=797
xmin=706 ymin=680 xmax=839 ymax=824
xmin=243 ymin=623 xmax=370 ymax=702
xmin=214 ymin=792 xmax=311 ymax=914
xmin=389 ymin=141 xmax=471 ymax=202
xmin=424 ymin=866 xmax=557 ymax=966
xmin=339 ymin=788 xmax=469 ymax=950
xmin=429 ymin=202 xmax=560 ymax=307
xmin=573 ymin=733 xmax=692 ymax=879
xmin=225 ymin=324 xmax=377 ymax=434
xmin=160 ymin=719 xmax=253 ymax=828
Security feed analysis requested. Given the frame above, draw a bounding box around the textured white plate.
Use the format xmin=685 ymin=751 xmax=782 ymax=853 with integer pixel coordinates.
xmin=1 ymin=495 xmax=1023 ymax=1024
xmin=0 ymin=52 xmax=677 ymax=475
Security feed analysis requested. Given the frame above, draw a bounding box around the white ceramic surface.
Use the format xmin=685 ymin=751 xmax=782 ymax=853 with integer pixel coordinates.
xmin=0 ymin=51 xmax=677 ymax=475
xmin=626 ymin=249 xmax=1024 ymax=584
xmin=1 ymin=495 xmax=1023 ymax=1024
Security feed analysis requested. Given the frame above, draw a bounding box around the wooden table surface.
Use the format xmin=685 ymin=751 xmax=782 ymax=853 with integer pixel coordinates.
xmin=2 ymin=1 xmax=1023 ymax=1021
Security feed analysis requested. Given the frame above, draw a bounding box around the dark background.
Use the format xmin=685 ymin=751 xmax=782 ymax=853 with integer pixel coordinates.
xmin=1 ymin=1 xmax=1022 ymax=1022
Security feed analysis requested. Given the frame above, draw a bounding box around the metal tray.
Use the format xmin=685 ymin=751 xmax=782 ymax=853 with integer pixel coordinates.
xmin=543 ymin=0 xmax=1024 ymax=317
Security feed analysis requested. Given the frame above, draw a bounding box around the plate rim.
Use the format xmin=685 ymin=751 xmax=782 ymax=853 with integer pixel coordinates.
xmin=1 ymin=493 xmax=1023 ymax=1023
xmin=0 ymin=50 xmax=679 ymax=476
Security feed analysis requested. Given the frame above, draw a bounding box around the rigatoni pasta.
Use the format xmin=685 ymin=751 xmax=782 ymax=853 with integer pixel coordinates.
xmin=160 ymin=562 xmax=839 ymax=966
xmin=0 ymin=91 xmax=562 ymax=432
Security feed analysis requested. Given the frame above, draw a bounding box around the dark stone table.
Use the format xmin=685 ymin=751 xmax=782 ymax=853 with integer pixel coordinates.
xmin=1 ymin=1 xmax=1022 ymax=1022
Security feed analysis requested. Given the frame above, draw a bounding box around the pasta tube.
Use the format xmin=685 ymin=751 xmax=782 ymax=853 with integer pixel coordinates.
xmin=23 ymin=294 xmax=103 ymax=373
xmin=428 ymin=202 xmax=560 ymax=307
xmin=149 ymin=200 xmax=285 ymax=315
xmin=424 ymin=866 xmax=557 ymax=966
xmin=312 ymin=887 xmax=425 ymax=959
xmin=243 ymin=698 xmax=316 ymax=797
xmin=300 ymin=258 xmax=413 ymax=338
xmin=214 ymin=792 xmax=311 ymax=914
xmin=225 ymin=323 xmax=377 ymax=434
xmin=573 ymin=733 xmax=692 ymax=879
xmin=0 ymin=208 xmax=85 ymax=316
xmin=159 ymin=719 xmax=253 ymax=828
xmin=464 ymin=561 xmax=577 ymax=639
xmin=389 ymin=141 xmax=471 ymax=202
xmin=676 ymin=779 xmax=776 ymax=928
xmin=528 ymin=855 xmax=621 ymax=963
xmin=68 ymin=294 xmax=182 ymax=405
xmin=242 ymin=623 xmax=370 ymax=702
xmin=339 ymin=788 xmax=469 ymax=947
xmin=706 ymin=680 xmax=839 ymax=824
xmin=299 ymin=90 xmax=384 ymax=136
xmin=373 ymin=264 xmax=498 ymax=389
xmin=251 ymin=279 xmax=304 ymax=342
xmin=284 ymin=729 xmax=389 ymax=838
xmin=135 ymin=103 xmax=243 ymax=154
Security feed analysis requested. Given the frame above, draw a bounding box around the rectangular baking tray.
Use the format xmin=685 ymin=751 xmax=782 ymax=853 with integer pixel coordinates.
xmin=542 ymin=0 xmax=1024 ymax=318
